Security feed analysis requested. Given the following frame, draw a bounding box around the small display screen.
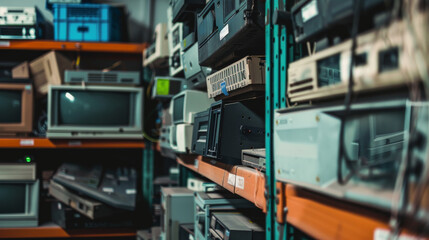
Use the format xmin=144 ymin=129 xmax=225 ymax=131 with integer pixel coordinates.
xmin=317 ymin=54 xmax=341 ymax=87
xmin=374 ymin=110 xmax=405 ymax=137
xmin=173 ymin=95 xmax=185 ymax=122
xmin=57 ymin=90 xmax=133 ymax=126
xmin=0 ymin=184 xmax=26 ymax=214
xmin=0 ymin=90 xmax=22 ymax=123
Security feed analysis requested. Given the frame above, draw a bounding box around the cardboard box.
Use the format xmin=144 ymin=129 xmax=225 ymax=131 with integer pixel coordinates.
xmin=30 ymin=51 xmax=73 ymax=95
xmin=12 ymin=61 xmax=30 ymax=79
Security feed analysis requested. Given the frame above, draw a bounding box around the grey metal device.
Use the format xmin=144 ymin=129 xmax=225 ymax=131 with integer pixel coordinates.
xmin=160 ymin=187 xmax=194 ymax=240
xmin=49 ymin=180 xmax=124 ymax=220
xmin=64 ymin=70 xmax=140 ymax=85
xmin=194 ymin=191 xmax=254 ymax=240
xmin=242 ymin=148 xmax=266 ymax=171
xmin=273 ymin=99 xmax=426 ymax=210
xmin=0 ymin=163 xmax=39 ymax=228
xmin=47 ymin=85 xmax=144 ymax=139
xmin=182 ymin=33 xmax=212 ymax=90
xmin=209 ymin=211 xmax=265 ymax=240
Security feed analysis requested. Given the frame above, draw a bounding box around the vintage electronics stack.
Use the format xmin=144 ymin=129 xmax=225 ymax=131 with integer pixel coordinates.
xmin=181 ymin=32 xmax=212 ymax=89
xmin=52 ymin=162 xmax=137 ymax=211
xmin=53 ymin=3 xmax=122 ymax=42
xmin=208 ymin=211 xmax=265 ymax=240
xmin=197 ymin=0 xmax=265 ymax=69
xmin=170 ymin=90 xmax=214 ymax=153
xmin=0 ymin=163 xmax=39 ymax=227
xmin=161 ymin=187 xmax=194 ymax=240
xmin=242 ymin=148 xmax=266 ymax=171
xmin=167 ymin=6 xmax=184 ymax=77
xmin=143 ymin=23 xmax=169 ymax=68
xmin=49 ymin=181 xmax=125 ymax=220
xmin=29 ymin=51 xmax=73 ymax=96
xmin=47 ymin=85 xmax=144 ymax=139
xmin=204 ymin=98 xmax=265 ymax=165
xmin=273 ymin=100 xmax=429 ymax=211
xmin=152 ymin=76 xmax=185 ymax=100
xmin=0 ymin=7 xmax=47 ymax=39
xmin=64 ymin=70 xmax=140 ymax=85
xmin=0 ymin=83 xmax=33 ymax=135
xmin=206 ymin=55 xmax=266 ymax=99
xmin=194 ymin=191 xmax=254 ymax=240
xmin=287 ymin=19 xmax=424 ymax=103
xmin=160 ymin=103 xmax=176 ymax=159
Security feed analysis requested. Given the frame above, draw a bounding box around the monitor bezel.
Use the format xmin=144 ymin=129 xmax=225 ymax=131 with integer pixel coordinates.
xmin=0 ymin=83 xmax=33 ymax=134
xmin=47 ymin=85 xmax=143 ymax=137
xmin=0 ymin=180 xmax=39 ymax=227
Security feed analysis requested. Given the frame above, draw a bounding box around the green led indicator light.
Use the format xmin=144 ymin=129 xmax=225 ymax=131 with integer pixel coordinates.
xmin=25 ymin=157 xmax=31 ymax=163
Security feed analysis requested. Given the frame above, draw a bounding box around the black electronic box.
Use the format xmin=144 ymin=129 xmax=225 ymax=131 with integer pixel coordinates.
xmin=191 ymin=109 xmax=210 ymax=155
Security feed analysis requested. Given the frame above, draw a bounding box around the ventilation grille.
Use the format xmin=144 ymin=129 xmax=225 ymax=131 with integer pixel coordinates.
xmin=206 ymin=56 xmax=265 ymax=98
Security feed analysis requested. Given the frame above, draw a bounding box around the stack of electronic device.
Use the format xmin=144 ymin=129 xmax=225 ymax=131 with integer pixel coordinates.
xmin=25 ymin=50 xmax=145 ymax=139
xmin=274 ymin=0 xmax=429 ymax=218
xmin=48 ymin=162 xmax=138 ymax=229
xmin=0 ymin=6 xmax=51 ymax=39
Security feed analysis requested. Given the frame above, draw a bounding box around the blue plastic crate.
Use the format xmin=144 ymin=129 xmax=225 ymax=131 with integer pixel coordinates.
xmin=53 ymin=3 xmax=122 ymax=42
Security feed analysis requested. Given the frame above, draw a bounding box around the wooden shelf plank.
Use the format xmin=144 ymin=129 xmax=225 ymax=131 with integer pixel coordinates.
xmin=0 ymin=223 xmax=136 ymax=238
xmin=0 ymin=40 xmax=147 ymax=54
xmin=177 ymin=155 xmax=266 ymax=211
xmin=0 ymin=138 xmax=145 ymax=149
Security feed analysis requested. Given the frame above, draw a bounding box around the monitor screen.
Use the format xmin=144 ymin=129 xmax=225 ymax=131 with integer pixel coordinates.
xmin=0 ymin=90 xmax=22 ymax=123
xmin=57 ymin=90 xmax=134 ymax=126
xmin=173 ymin=95 xmax=185 ymax=123
xmin=373 ymin=110 xmax=405 ymax=137
xmin=0 ymin=184 xmax=26 ymax=214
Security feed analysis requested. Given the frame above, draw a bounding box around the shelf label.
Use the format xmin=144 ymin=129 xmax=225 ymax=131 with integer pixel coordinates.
xmin=126 ymin=189 xmax=136 ymax=195
xmin=236 ymin=176 xmax=245 ymax=189
xmin=374 ymin=228 xmax=418 ymax=240
xmin=301 ymin=0 xmax=318 ymax=23
xmin=220 ymin=24 xmax=229 ymax=41
xmin=227 ymin=173 xmax=236 ymax=186
xmin=102 ymin=187 xmax=114 ymax=193
xmin=194 ymin=159 xmax=199 ymax=169
xmin=68 ymin=141 xmax=82 ymax=146
xmin=0 ymin=41 xmax=10 ymax=47
xmin=20 ymin=139 xmax=34 ymax=146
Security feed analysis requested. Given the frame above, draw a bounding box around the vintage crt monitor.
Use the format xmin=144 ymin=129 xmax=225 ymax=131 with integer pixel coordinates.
xmin=182 ymin=33 xmax=212 ymax=90
xmin=0 ymin=163 xmax=39 ymax=227
xmin=205 ymin=98 xmax=265 ymax=165
xmin=206 ymin=55 xmax=265 ymax=99
xmin=143 ymin=23 xmax=169 ymax=68
xmin=273 ymin=100 xmax=426 ymax=210
xmin=161 ymin=187 xmax=194 ymax=240
xmin=288 ymin=19 xmax=423 ymax=103
xmin=0 ymin=83 xmax=33 ymax=135
xmin=167 ymin=6 xmax=184 ymax=77
xmin=209 ymin=211 xmax=265 ymax=240
xmin=152 ymin=77 xmax=185 ymax=100
xmin=29 ymin=51 xmax=73 ymax=95
xmin=47 ymin=85 xmax=143 ymax=139
xmin=197 ymin=0 xmax=265 ymax=68
xmin=170 ymin=90 xmax=214 ymax=153
xmin=64 ymin=70 xmax=140 ymax=85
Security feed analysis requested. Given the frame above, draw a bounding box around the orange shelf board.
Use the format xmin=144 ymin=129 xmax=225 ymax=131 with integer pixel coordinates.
xmin=0 ymin=138 xmax=145 ymax=148
xmin=0 ymin=223 xmax=136 ymax=238
xmin=177 ymin=155 xmax=266 ymax=211
xmin=285 ymin=184 xmax=394 ymax=240
xmin=0 ymin=40 xmax=147 ymax=54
